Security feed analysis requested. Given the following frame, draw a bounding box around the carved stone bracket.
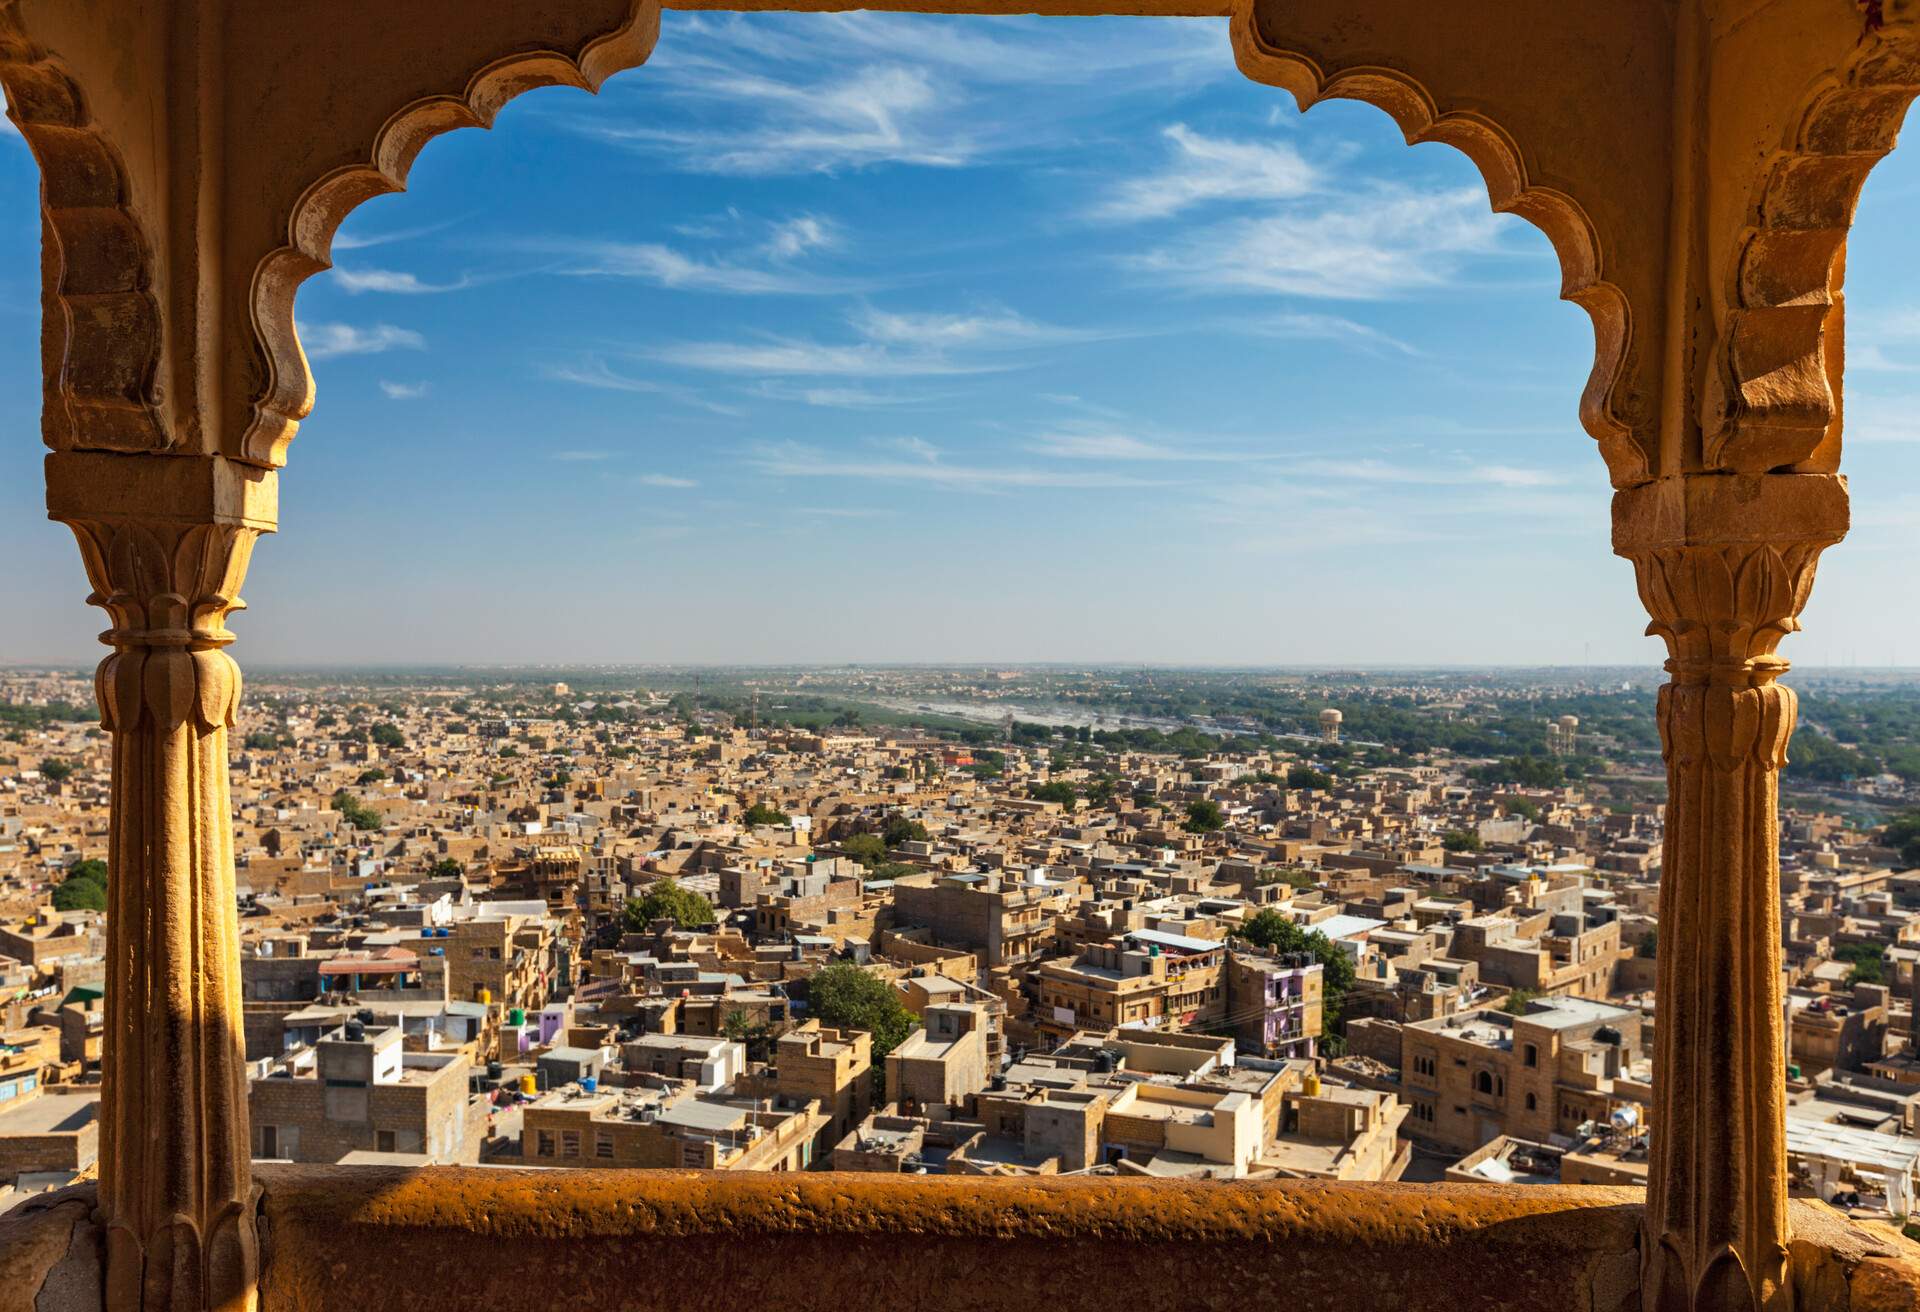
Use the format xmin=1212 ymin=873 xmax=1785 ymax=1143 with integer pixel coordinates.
xmin=0 ymin=0 xmax=168 ymax=454
xmin=48 ymin=451 xmax=275 ymax=1312
xmin=1615 ymin=473 xmax=1847 ymax=1312
xmin=1704 ymin=8 xmax=1920 ymax=476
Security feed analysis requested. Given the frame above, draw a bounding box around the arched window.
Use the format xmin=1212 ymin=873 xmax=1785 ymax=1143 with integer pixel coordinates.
xmin=1475 ymin=1070 xmax=1494 ymax=1096
xmin=1524 ymin=1044 xmax=1538 ymax=1069
xmin=1525 ymin=1093 xmax=1538 ymax=1112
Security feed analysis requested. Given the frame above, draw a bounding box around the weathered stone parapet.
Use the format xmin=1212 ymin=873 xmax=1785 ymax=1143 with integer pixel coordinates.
xmin=1614 ymin=473 xmax=1849 ymax=1312
xmin=9 ymin=1172 xmax=1920 ymax=1312
xmin=46 ymin=451 xmax=274 ymax=1312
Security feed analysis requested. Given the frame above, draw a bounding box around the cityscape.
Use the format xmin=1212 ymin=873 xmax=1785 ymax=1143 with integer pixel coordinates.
xmin=7 ymin=2 xmax=1920 ymax=1309
xmin=4 ymin=662 xmax=1920 ymax=1210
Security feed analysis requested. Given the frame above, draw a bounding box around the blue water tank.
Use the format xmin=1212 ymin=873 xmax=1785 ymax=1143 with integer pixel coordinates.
xmin=580 ymin=1076 xmax=598 ymax=1094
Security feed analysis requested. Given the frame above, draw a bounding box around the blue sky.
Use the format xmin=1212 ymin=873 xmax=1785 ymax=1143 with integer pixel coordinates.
xmin=2 ymin=13 xmax=1917 ymax=668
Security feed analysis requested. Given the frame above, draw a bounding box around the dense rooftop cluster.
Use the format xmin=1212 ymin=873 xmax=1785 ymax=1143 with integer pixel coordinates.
xmin=2 ymin=667 xmax=1918 ymax=1218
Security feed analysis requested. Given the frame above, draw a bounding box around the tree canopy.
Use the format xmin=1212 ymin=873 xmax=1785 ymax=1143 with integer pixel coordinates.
xmin=1287 ymin=765 xmax=1333 ymax=791
xmin=742 ymin=802 xmax=791 ymax=828
xmin=52 ymin=858 xmax=108 ymax=912
xmin=840 ymin=833 xmax=888 ymax=867
xmin=1442 ymin=828 xmax=1483 ymax=853
xmin=806 ymin=962 xmax=918 ymax=1061
xmin=39 ymin=759 xmax=74 ymax=783
xmin=1027 ymin=781 xmax=1077 ymax=813
xmin=330 ymin=789 xmax=382 ymax=832
xmin=883 ymin=813 xmax=930 ymax=845
xmin=621 ymin=878 xmax=718 ymax=932
xmin=1183 ymin=799 xmax=1225 ymax=833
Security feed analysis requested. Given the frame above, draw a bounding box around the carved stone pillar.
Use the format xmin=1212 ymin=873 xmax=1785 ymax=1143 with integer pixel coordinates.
xmin=47 ymin=451 xmax=275 ymax=1312
xmin=1616 ymin=472 xmax=1848 ymax=1312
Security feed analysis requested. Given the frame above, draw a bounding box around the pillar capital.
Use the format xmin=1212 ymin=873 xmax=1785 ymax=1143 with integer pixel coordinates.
xmin=1614 ymin=473 xmax=1846 ymax=699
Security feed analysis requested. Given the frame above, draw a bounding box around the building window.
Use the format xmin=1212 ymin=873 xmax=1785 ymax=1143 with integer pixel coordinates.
xmin=376 ymin=1130 xmax=396 ymax=1153
xmin=1524 ymin=1044 xmax=1538 ymax=1069
xmin=562 ymin=1130 xmax=581 ymax=1158
xmin=261 ymin=1125 xmax=278 ymax=1158
xmin=537 ymin=1130 xmax=555 ymax=1157
xmin=595 ymin=1132 xmax=614 ymax=1159
xmin=1525 ymin=1093 xmax=1538 ymax=1111
xmin=1474 ymin=1070 xmax=1495 ymax=1096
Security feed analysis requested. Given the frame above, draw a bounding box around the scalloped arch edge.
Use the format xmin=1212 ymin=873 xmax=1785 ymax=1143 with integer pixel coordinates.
xmin=239 ymin=1 xmax=662 ymax=469
xmin=1226 ymin=1 xmax=1649 ymax=489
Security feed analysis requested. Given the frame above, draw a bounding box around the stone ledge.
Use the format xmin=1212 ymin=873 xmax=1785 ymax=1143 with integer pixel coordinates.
xmin=256 ymin=1166 xmax=1646 ymax=1312
xmin=5 ymin=1169 xmax=1919 ymax=1311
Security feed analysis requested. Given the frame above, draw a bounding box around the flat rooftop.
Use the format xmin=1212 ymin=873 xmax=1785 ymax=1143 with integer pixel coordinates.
xmin=0 ymin=1091 xmax=97 ymax=1135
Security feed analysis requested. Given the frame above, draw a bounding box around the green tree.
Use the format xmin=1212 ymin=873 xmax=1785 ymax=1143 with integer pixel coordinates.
xmin=1885 ymin=812 xmax=1920 ymax=868
xmin=370 ymin=723 xmax=406 ymax=749
xmin=883 ymin=812 xmax=930 ymax=844
xmin=1234 ymin=910 xmax=1356 ymax=1035
xmin=621 ymin=878 xmax=718 ymax=931
xmin=869 ymin=862 xmax=918 ymax=881
xmin=1183 ymin=799 xmax=1225 ymax=833
xmin=1502 ymin=989 xmax=1543 ymax=1015
xmin=742 ymin=802 xmax=791 ymax=827
xmin=39 ymin=759 xmax=74 ymax=783
xmin=356 ymin=767 xmax=387 ymax=785
xmin=330 ymin=789 xmax=382 ymax=832
xmin=840 ymin=833 xmax=888 ymax=868
xmin=1502 ymin=796 xmax=1543 ymax=822
xmin=1027 ymin=782 xmax=1077 ymax=814
xmin=52 ymin=858 xmax=108 ymax=912
xmin=1442 ymin=828 xmax=1483 ymax=853
xmin=1286 ymin=765 xmax=1333 ymax=791
xmin=807 ymin=962 xmax=918 ymax=1062
xmin=427 ymin=858 xmax=463 ymax=879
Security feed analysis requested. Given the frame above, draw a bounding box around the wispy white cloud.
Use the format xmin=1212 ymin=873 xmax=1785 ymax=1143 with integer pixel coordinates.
xmin=541 ymin=356 xmax=744 ymax=416
xmin=750 ymin=382 xmax=929 ymax=409
xmin=794 ymin=506 xmax=900 ymax=519
xmin=1129 ymin=186 xmax=1514 ymax=300
xmin=332 ymin=268 xmax=473 ymax=295
xmin=1092 ymin=124 xmax=1316 ymax=222
xmin=378 ymin=380 xmax=430 ymax=400
xmin=331 ymin=218 xmax=461 ymax=252
xmin=652 ymin=337 xmax=1006 ymax=378
xmin=299 ymin=321 xmax=425 ymax=361
xmin=583 ymin=64 xmax=969 ymax=175
xmin=1028 ymin=428 xmax=1264 ymax=463
xmin=637 ymin=473 xmax=699 ymax=488
xmin=852 ymin=306 xmax=1101 ymax=351
xmin=1285 ymin=456 xmax=1568 ymax=488
xmin=747 ymin=439 xmax=1165 ymax=491
xmin=766 ymin=215 xmax=837 ymax=260
xmin=1244 ymin=312 xmax=1422 ymax=357
xmin=570 ymin=13 xmax=1228 ymax=176
xmin=652 ymin=305 xmax=1095 ymax=380
xmin=541 ymin=239 xmax=854 ymax=294
xmin=1846 ymin=392 xmax=1920 ymax=442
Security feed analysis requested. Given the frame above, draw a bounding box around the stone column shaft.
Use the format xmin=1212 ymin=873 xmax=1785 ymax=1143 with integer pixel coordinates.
xmin=48 ymin=451 xmax=275 ymax=1312
xmin=1616 ymin=473 xmax=1847 ymax=1312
